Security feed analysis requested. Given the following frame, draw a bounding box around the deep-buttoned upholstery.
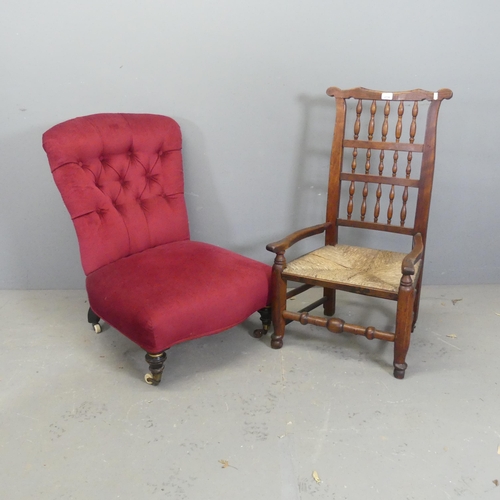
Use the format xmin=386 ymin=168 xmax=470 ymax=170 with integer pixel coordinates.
xmin=43 ymin=113 xmax=270 ymax=354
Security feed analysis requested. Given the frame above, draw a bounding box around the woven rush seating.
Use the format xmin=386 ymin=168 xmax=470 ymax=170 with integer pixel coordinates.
xmin=283 ymin=245 xmax=421 ymax=296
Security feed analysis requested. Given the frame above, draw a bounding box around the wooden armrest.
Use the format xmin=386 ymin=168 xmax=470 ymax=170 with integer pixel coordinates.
xmin=402 ymin=233 xmax=424 ymax=275
xmin=266 ymin=222 xmax=332 ymax=254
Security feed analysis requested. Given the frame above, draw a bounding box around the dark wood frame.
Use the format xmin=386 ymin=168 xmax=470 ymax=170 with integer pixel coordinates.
xmin=266 ymin=87 xmax=452 ymax=379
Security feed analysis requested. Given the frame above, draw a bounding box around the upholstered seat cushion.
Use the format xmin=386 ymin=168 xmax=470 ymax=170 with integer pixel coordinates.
xmin=86 ymin=240 xmax=271 ymax=353
xmin=283 ymin=244 xmax=420 ymax=294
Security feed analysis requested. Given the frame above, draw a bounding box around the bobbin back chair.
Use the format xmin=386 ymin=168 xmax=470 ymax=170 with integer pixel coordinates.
xmin=43 ymin=113 xmax=271 ymax=385
xmin=266 ymin=87 xmax=452 ymax=379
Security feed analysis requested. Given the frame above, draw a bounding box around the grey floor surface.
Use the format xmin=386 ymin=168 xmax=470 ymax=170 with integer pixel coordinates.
xmin=1 ymin=285 xmax=499 ymax=499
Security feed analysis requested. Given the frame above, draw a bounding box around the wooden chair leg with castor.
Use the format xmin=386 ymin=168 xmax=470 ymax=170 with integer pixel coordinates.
xmin=87 ymin=307 xmax=102 ymax=333
xmin=251 ymin=306 xmax=272 ymax=338
xmin=144 ymin=351 xmax=167 ymax=386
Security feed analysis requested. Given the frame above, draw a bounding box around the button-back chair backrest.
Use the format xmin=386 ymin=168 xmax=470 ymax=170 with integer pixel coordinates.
xmin=43 ymin=114 xmax=190 ymax=275
xmin=325 ymin=88 xmax=453 ymax=247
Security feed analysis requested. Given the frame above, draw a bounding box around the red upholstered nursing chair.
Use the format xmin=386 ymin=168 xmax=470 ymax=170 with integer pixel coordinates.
xmin=43 ymin=113 xmax=271 ymax=385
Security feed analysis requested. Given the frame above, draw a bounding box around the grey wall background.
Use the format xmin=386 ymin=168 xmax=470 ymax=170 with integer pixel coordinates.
xmin=0 ymin=0 xmax=498 ymax=289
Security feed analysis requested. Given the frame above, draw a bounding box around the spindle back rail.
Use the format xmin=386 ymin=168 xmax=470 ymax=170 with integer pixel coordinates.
xmin=326 ymin=87 xmax=453 ymax=247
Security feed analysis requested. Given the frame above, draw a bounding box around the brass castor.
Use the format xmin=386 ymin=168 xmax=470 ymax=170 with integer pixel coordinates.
xmin=250 ymin=306 xmax=272 ymax=339
xmin=144 ymin=351 xmax=167 ymax=386
xmin=251 ymin=328 xmax=267 ymax=339
xmin=144 ymin=373 xmax=161 ymax=385
xmin=88 ymin=307 xmax=102 ymax=333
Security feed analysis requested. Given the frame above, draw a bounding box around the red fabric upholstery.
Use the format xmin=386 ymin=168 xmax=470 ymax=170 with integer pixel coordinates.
xmin=43 ymin=113 xmax=271 ymax=354
xmin=43 ymin=114 xmax=189 ymax=275
xmin=86 ymin=241 xmax=271 ymax=352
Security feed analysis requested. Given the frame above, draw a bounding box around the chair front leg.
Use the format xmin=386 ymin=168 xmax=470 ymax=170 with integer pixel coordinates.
xmin=251 ymin=306 xmax=272 ymax=338
xmin=412 ymin=272 xmax=423 ymax=332
xmin=144 ymin=351 xmax=167 ymax=386
xmin=270 ymin=252 xmax=287 ymax=349
xmin=393 ymin=275 xmax=416 ymax=379
xmin=87 ymin=307 xmax=102 ymax=333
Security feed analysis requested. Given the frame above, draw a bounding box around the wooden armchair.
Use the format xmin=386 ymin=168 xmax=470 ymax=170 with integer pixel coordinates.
xmin=266 ymin=87 xmax=452 ymax=379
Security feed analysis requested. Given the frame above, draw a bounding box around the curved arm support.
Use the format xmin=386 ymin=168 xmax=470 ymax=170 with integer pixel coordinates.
xmin=401 ymin=233 xmax=424 ymax=276
xmin=266 ymin=222 xmax=332 ymax=254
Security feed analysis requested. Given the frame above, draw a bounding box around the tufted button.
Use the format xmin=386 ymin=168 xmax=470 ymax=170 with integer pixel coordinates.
xmin=77 ymin=161 xmax=83 ymax=167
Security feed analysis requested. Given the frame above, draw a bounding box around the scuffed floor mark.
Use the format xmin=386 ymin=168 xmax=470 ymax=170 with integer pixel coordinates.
xmin=62 ymin=401 xmax=108 ymax=422
xmin=279 ymin=421 xmax=300 ymax=500
xmin=312 ymin=401 xmax=332 ymax=463
xmin=430 ymin=330 xmax=462 ymax=351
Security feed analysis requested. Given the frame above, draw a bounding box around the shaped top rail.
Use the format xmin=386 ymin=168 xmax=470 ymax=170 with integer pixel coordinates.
xmin=326 ymin=87 xmax=453 ymax=102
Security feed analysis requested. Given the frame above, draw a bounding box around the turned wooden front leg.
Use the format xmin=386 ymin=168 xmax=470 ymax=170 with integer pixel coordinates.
xmin=271 ymin=252 xmax=287 ymax=349
xmin=145 ymin=351 xmax=167 ymax=386
xmin=393 ymin=275 xmax=415 ymax=379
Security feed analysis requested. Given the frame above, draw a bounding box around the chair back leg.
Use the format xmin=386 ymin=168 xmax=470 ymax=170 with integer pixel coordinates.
xmin=323 ymin=288 xmax=336 ymax=316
